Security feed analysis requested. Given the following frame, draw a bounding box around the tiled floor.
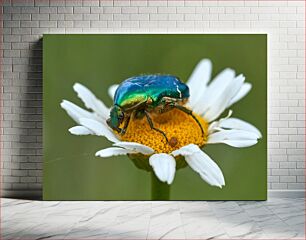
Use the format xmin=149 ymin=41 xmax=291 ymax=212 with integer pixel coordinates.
xmin=2 ymin=198 xmax=305 ymax=239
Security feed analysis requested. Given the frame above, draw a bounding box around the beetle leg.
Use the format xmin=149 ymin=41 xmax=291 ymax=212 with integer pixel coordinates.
xmin=114 ymin=126 xmax=123 ymax=134
xmin=144 ymin=111 xmax=169 ymax=143
xmin=120 ymin=114 xmax=131 ymax=135
xmin=171 ymin=103 xmax=205 ymax=136
xmin=134 ymin=110 xmax=145 ymax=119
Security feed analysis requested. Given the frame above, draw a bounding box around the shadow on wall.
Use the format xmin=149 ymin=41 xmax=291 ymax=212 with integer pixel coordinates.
xmin=5 ymin=38 xmax=43 ymax=200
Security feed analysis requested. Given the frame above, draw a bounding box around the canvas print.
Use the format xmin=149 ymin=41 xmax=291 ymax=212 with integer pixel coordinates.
xmin=43 ymin=34 xmax=267 ymax=200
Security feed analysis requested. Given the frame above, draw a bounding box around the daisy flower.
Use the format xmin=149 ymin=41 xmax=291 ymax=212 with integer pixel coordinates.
xmin=60 ymin=59 xmax=262 ymax=188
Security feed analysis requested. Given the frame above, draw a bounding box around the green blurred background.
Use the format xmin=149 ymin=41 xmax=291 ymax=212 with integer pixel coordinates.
xmin=43 ymin=34 xmax=267 ymax=200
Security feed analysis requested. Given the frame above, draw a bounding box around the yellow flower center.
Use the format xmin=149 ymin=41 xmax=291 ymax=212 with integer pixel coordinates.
xmin=118 ymin=109 xmax=209 ymax=153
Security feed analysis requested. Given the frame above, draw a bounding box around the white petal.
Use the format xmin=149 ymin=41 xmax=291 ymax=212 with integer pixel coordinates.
xmin=207 ymin=129 xmax=259 ymax=147
xmin=108 ymin=84 xmax=119 ymax=100
xmin=208 ymin=121 xmax=219 ymax=134
xmin=172 ymin=143 xmax=200 ymax=157
xmin=208 ymin=129 xmax=259 ymax=141
xmin=113 ymin=141 xmax=154 ymax=155
xmin=149 ymin=153 xmax=176 ymax=184
xmin=208 ymin=110 xmax=233 ymax=134
xmin=172 ymin=144 xmax=225 ymax=188
xmin=69 ymin=126 xmax=93 ymax=135
xmin=193 ymin=68 xmax=235 ymax=115
xmin=205 ymin=68 xmax=236 ymax=96
xmin=219 ymin=117 xmax=262 ymax=138
xmin=203 ymin=74 xmax=245 ymax=122
xmin=186 ymin=59 xmax=212 ymax=108
xmin=60 ymin=100 xmax=93 ymax=124
xmin=79 ymin=118 xmax=119 ymax=143
xmin=95 ymin=147 xmax=135 ymax=157
xmin=73 ymin=83 xmax=109 ymax=120
xmin=220 ymin=140 xmax=258 ymax=148
xmin=228 ymin=83 xmax=252 ymax=107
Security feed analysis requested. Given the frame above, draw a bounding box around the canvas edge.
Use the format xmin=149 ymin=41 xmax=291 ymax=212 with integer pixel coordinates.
xmin=1 ymin=190 xmax=304 ymax=200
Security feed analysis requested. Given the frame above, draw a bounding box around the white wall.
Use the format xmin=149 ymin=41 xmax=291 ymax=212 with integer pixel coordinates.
xmin=1 ymin=0 xmax=305 ymax=197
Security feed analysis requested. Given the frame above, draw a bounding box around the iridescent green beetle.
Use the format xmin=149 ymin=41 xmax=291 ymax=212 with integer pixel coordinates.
xmin=107 ymin=74 xmax=204 ymax=143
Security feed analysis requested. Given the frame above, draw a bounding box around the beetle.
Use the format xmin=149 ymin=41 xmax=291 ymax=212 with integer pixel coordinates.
xmin=106 ymin=74 xmax=204 ymax=143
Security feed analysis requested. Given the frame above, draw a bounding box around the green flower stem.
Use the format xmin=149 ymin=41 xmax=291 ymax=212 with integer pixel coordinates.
xmin=151 ymin=173 xmax=170 ymax=200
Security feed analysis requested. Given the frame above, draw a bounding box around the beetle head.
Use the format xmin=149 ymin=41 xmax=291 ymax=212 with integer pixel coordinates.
xmin=107 ymin=105 xmax=124 ymax=132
